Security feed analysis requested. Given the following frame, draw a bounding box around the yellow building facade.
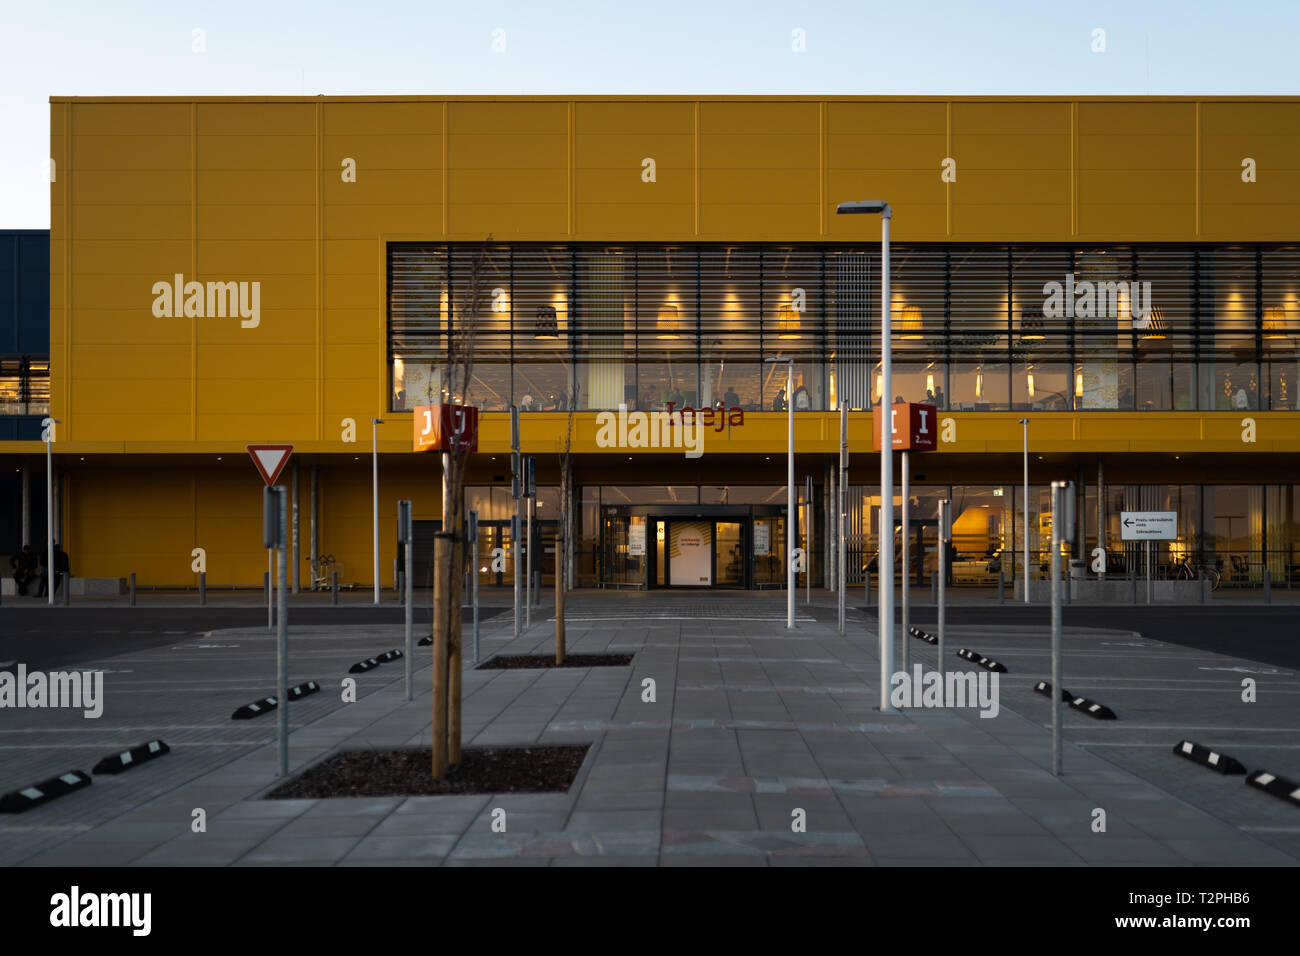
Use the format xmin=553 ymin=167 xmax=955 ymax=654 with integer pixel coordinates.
xmin=11 ymin=96 xmax=1300 ymax=590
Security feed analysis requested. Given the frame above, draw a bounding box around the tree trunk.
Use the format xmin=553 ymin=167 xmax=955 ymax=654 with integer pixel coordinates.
xmin=448 ymin=536 xmax=463 ymax=766
xmin=555 ymin=534 xmax=566 ymax=666
xmin=431 ymin=533 xmax=451 ymax=780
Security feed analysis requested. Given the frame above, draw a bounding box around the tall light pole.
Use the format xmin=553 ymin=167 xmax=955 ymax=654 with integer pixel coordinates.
xmin=1020 ymin=418 xmax=1030 ymax=604
xmin=764 ymin=356 xmax=795 ymax=630
xmin=44 ymin=417 xmax=59 ymax=606
xmin=372 ymin=417 xmax=384 ymax=605
xmin=837 ymin=200 xmax=894 ymax=712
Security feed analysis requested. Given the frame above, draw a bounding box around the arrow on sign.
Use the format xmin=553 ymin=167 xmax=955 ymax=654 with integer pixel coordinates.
xmin=1123 ymin=518 xmax=1134 ymax=527
xmin=247 ymin=444 xmax=294 ymax=486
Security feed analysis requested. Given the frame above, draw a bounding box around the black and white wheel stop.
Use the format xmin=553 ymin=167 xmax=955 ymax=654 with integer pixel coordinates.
xmin=348 ymin=658 xmax=380 ymax=673
xmin=1033 ymin=681 xmax=1117 ymax=720
xmin=231 ymin=696 xmax=279 ymax=719
xmin=417 ymin=636 xmax=432 ymax=646
xmin=1 ymin=770 xmax=92 ymax=813
xmin=1171 ymin=740 xmax=1246 ymax=775
xmin=93 ymin=740 xmax=170 ymax=775
xmin=285 ymin=681 xmax=320 ymax=700
xmin=908 ymin=626 xmax=937 ymax=645
xmin=376 ymin=649 xmax=403 ymax=663
xmin=1246 ymin=770 xmax=1300 ymax=809
xmin=956 ymin=648 xmax=1008 ymax=673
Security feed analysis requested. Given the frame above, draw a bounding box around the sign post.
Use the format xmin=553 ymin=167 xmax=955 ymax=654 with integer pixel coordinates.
xmin=398 ymin=500 xmax=413 ymax=700
xmin=1120 ymin=511 xmax=1176 ymax=606
xmin=525 ymin=455 xmax=536 ymax=629
xmin=874 ymin=402 xmax=937 ymax=678
xmin=838 ymin=404 xmax=847 ymax=635
xmin=263 ymin=485 xmax=289 ymax=777
xmin=469 ymin=510 xmax=480 ymax=666
xmin=1050 ymin=480 xmax=1074 ymax=776
xmin=249 ymin=444 xmax=293 ymax=630
xmin=510 ymin=407 xmax=521 ymax=638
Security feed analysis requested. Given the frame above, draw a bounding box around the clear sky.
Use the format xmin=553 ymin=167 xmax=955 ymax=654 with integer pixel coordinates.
xmin=3 ymin=0 xmax=1297 ymax=227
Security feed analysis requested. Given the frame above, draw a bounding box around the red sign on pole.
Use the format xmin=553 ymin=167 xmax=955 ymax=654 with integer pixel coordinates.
xmin=413 ymin=404 xmax=479 ymax=453
xmin=247 ymin=444 xmax=294 ymax=485
xmin=872 ymin=403 xmax=938 ymax=451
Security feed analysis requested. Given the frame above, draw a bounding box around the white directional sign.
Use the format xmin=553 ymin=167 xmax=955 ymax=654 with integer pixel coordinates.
xmin=1120 ymin=511 xmax=1177 ymax=541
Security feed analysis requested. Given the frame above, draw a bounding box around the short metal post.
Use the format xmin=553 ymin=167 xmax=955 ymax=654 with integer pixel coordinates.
xmin=331 ymin=570 xmax=338 ymax=606
xmin=998 ymin=559 xmax=1004 ymax=605
xmin=937 ymin=499 xmax=949 ymax=671
xmin=1050 ymin=481 xmax=1064 ymax=776
xmin=1199 ymin=572 xmax=1207 ymax=604
xmin=63 ymin=574 xmax=71 ymax=605
xmin=473 ymin=545 xmax=481 ymax=666
xmin=129 ymin=572 xmax=136 ymax=607
xmin=199 ymin=571 xmax=206 ymax=606
xmin=1145 ymin=540 xmax=1152 ymax=606
xmin=1130 ymin=562 xmax=1137 ymax=605
xmin=276 ymin=487 xmax=289 ymax=778
xmin=534 ymin=569 xmax=541 ymax=605
xmin=404 ymin=541 xmax=413 ymax=701
xmin=1264 ymin=563 xmax=1271 ymax=605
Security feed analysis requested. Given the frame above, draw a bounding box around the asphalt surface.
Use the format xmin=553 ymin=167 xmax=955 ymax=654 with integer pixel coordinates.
xmin=902 ymin=606 xmax=1300 ymax=672
xmin=0 ymin=605 xmax=507 ymax=672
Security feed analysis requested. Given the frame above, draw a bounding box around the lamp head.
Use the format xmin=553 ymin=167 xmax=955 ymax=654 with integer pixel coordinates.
xmin=836 ymin=200 xmax=890 ymax=217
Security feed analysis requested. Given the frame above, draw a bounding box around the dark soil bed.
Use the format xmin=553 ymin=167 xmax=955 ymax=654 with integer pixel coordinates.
xmin=266 ymin=744 xmax=591 ymax=798
xmin=476 ymin=653 xmax=633 ymax=670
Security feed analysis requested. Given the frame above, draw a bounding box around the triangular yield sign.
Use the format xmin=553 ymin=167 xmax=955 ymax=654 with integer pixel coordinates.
xmin=247 ymin=444 xmax=294 ymax=486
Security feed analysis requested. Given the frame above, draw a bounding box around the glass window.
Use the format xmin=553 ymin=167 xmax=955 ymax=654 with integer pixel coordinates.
xmin=576 ymin=247 xmax=634 ymax=411
xmin=950 ymin=246 xmax=1009 ymax=410
xmin=701 ymin=245 xmax=761 ymax=410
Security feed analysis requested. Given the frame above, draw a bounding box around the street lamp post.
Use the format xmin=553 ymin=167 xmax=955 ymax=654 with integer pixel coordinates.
xmin=764 ymin=356 xmax=796 ymax=630
xmin=1020 ymin=418 xmax=1029 ymax=604
xmin=372 ymin=417 xmax=384 ymax=605
xmin=836 ymin=200 xmax=894 ymax=712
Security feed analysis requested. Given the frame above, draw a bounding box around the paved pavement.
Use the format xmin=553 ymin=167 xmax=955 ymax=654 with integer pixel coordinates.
xmin=2 ymin=590 xmax=1297 ymax=866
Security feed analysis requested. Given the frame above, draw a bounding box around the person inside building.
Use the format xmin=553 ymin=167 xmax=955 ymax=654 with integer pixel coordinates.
xmin=772 ymin=388 xmax=787 ymax=411
xmin=36 ymin=543 xmax=70 ymax=598
xmin=723 ymin=386 xmax=740 ymax=408
xmin=793 ymin=384 xmax=810 ymax=410
xmin=10 ymin=545 xmax=36 ymax=596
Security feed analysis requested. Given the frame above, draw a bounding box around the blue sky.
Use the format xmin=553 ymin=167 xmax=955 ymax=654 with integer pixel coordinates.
xmin=2 ymin=0 xmax=1297 ymax=227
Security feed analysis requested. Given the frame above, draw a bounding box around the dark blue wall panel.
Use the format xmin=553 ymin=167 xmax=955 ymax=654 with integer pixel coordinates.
xmin=0 ymin=230 xmax=49 ymax=355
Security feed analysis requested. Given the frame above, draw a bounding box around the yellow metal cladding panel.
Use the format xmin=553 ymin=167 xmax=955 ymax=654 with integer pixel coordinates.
xmin=67 ymin=471 xmax=195 ymax=585
xmin=446 ymin=102 xmax=568 ymax=237
xmin=73 ymin=204 xmax=191 ymax=240
xmin=75 ymin=170 xmax=191 ymax=205
xmin=1077 ymin=102 xmax=1197 ymax=238
xmin=324 ymin=308 xmax=380 ymax=344
xmin=197 ymin=239 xmax=316 ymax=274
xmin=575 ymin=102 xmax=695 ymax=237
xmin=1201 ymin=102 xmax=1300 ymax=237
xmin=324 ymin=101 xmax=444 ymax=136
xmin=699 ymin=101 xmax=820 ymax=236
xmin=326 ymin=204 xmax=440 ymax=238
xmin=70 ymin=134 xmax=190 ymax=171
xmin=198 ymin=171 xmax=317 ymax=205
xmin=950 ymin=102 xmax=1071 ymax=238
xmin=198 ymin=205 xmax=315 ymax=241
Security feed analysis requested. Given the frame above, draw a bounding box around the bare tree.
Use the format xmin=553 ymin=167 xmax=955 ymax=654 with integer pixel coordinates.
xmin=432 ymin=239 xmax=491 ymax=780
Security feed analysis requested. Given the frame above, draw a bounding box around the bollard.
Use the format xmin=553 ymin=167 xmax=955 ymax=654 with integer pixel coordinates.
xmin=998 ymin=560 xmax=1004 ymax=605
xmin=63 ymin=575 xmax=71 ymax=606
xmin=1199 ymin=573 xmax=1207 ymax=604
xmin=534 ymin=570 xmax=541 ymax=606
xmin=199 ymin=571 xmax=206 ymax=606
xmin=1264 ymin=568 xmax=1272 ymax=605
xmin=130 ymin=572 xmax=136 ymax=607
xmin=1130 ymin=565 xmax=1137 ymax=605
xmin=331 ymin=570 xmax=339 ymax=606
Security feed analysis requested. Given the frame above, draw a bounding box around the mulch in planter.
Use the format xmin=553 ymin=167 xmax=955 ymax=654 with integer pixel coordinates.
xmin=266 ymin=744 xmax=591 ymax=799
xmin=476 ymin=653 xmax=633 ymax=670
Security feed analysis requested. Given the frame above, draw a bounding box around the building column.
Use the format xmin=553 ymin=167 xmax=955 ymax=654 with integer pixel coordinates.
xmin=310 ymin=464 xmax=319 ymax=590
xmin=292 ymin=458 xmax=300 ymax=592
xmin=21 ymin=462 xmax=30 ymax=547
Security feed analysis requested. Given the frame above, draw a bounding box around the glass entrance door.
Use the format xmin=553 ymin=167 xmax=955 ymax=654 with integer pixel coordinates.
xmin=715 ymin=522 xmax=744 ymax=587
